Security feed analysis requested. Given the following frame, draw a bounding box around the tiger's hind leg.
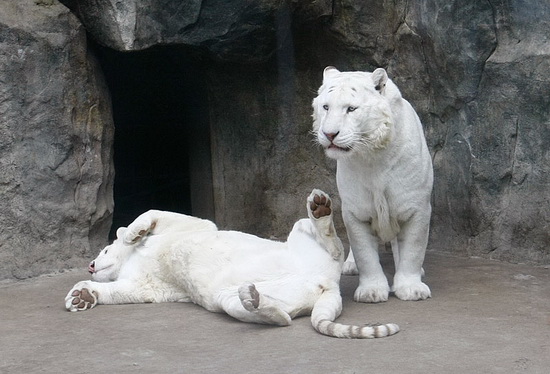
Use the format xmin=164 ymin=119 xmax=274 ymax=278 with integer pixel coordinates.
xmin=306 ymin=189 xmax=345 ymax=261
xmin=215 ymin=284 xmax=292 ymax=326
xmin=238 ymin=283 xmax=292 ymax=326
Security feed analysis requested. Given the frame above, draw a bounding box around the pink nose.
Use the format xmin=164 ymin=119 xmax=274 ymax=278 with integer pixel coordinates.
xmin=324 ymin=132 xmax=339 ymax=142
xmin=88 ymin=261 xmax=95 ymax=274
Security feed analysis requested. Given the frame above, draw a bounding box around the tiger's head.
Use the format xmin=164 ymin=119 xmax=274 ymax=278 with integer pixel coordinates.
xmin=88 ymin=227 xmax=134 ymax=282
xmin=312 ymin=67 xmax=399 ymax=160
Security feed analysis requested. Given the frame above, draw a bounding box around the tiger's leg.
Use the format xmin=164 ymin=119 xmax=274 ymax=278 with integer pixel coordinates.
xmin=344 ymin=211 xmax=390 ymax=303
xmin=391 ymin=238 xmax=425 ymax=280
xmin=391 ymin=213 xmax=431 ymax=301
xmin=238 ymin=284 xmax=292 ymax=326
xmin=342 ymin=250 xmax=359 ymax=275
xmin=215 ymin=286 xmax=292 ymax=326
xmin=65 ymin=279 xmax=152 ymax=312
xmin=305 ymin=189 xmax=345 ymax=262
xmin=122 ymin=212 xmax=157 ymax=245
xmin=123 ymin=210 xmax=217 ymax=245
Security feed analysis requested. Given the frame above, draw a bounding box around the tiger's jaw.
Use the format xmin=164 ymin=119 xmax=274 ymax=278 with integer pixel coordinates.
xmin=324 ymin=143 xmax=352 ymax=160
xmin=90 ymin=263 xmax=118 ymax=282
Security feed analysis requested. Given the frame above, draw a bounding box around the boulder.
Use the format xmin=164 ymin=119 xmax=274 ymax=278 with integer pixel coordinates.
xmin=0 ymin=0 xmax=114 ymax=279
xmin=62 ymin=0 xmax=332 ymax=61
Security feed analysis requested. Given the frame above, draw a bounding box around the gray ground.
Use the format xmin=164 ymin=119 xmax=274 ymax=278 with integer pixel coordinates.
xmin=1 ymin=252 xmax=549 ymax=374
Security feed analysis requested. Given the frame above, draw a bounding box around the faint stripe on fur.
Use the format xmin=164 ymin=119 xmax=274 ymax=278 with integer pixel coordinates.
xmin=315 ymin=319 xmax=399 ymax=339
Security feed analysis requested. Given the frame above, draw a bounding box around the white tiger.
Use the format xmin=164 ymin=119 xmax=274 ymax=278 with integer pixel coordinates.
xmin=65 ymin=190 xmax=399 ymax=339
xmin=312 ymin=67 xmax=433 ymax=303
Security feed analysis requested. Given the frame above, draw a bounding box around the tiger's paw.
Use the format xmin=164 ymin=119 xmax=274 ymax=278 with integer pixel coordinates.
xmin=392 ymin=275 xmax=431 ymax=301
xmin=65 ymin=283 xmax=98 ymax=312
xmin=307 ymin=189 xmax=332 ymax=220
xmin=342 ymin=261 xmax=359 ymax=275
xmin=123 ymin=217 xmax=157 ymax=245
xmin=239 ymin=283 xmax=260 ymax=311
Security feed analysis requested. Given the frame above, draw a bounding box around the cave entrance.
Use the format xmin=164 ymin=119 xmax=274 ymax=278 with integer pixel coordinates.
xmin=92 ymin=43 xmax=214 ymax=238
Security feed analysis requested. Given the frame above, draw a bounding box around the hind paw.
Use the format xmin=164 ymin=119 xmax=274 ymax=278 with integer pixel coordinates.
xmin=238 ymin=283 xmax=291 ymax=326
xmin=239 ymin=283 xmax=260 ymax=312
xmin=307 ymin=189 xmax=332 ymax=219
xmin=342 ymin=261 xmax=359 ymax=275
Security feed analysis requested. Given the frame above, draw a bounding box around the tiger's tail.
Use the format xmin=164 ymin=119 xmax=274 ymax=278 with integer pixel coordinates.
xmin=311 ymin=290 xmax=399 ymax=339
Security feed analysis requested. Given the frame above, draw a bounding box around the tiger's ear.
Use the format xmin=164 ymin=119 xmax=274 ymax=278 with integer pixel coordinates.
xmin=323 ymin=66 xmax=340 ymax=82
xmin=116 ymin=227 xmax=127 ymax=239
xmin=372 ymin=68 xmax=388 ymax=94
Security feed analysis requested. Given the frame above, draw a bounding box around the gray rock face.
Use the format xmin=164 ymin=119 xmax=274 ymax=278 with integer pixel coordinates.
xmin=205 ymin=1 xmax=550 ymax=264
xmin=0 ymin=0 xmax=114 ymax=279
xmin=465 ymin=3 xmax=550 ymax=263
xmin=63 ymin=0 xmax=332 ymax=61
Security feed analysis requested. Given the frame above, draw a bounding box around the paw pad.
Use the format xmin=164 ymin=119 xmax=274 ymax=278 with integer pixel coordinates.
xmin=247 ymin=284 xmax=260 ymax=309
xmin=239 ymin=283 xmax=261 ymax=311
xmin=310 ymin=194 xmax=332 ymax=219
xmin=70 ymin=288 xmax=98 ymax=311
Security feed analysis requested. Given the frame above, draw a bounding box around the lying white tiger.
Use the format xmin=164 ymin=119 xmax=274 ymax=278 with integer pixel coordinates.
xmin=66 ymin=190 xmax=399 ymax=339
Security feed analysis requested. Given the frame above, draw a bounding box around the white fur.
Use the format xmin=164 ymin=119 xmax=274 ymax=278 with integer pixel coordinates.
xmin=312 ymin=67 xmax=433 ymax=303
xmin=65 ymin=191 xmax=399 ymax=339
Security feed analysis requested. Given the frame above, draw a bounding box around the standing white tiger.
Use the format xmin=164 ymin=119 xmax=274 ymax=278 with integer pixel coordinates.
xmin=312 ymin=66 xmax=433 ymax=303
xmin=66 ymin=189 xmax=399 ymax=339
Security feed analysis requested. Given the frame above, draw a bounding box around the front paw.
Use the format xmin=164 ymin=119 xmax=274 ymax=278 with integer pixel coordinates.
xmin=123 ymin=217 xmax=156 ymax=245
xmin=354 ymin=282 xmax=390 ymax=303
xmin=66 ymin=283 xmax=98 ymax=312
xmin=392 ymin=279 xmax=431 ymax=301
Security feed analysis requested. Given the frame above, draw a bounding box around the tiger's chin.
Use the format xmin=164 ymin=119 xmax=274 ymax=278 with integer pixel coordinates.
xmin=324 ymin=144 xmax=353 ymax=160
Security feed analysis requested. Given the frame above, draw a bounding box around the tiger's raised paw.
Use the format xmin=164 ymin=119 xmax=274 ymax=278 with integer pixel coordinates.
xmin=307 ymin=189 xmax=332 ymax=219
xmin=123 ymin=218 xmax=157 ymax=245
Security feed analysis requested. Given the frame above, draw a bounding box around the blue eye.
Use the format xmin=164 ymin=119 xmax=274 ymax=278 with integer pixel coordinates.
xmin=323 ymin=105 xmax=329 ymax=110
xmin=347 ymin=106 xmax=357 ymax=113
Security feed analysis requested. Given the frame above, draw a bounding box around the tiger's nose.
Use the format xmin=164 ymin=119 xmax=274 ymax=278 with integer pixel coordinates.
xmin=324 ymin=132 xmax=339 ymax=142
xmin=88 ymin=261 xmax=95 ymax=274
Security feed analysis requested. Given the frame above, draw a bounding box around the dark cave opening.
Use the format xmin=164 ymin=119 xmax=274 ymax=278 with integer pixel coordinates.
xmin=91 ymin=42 xmax=214 ymax=239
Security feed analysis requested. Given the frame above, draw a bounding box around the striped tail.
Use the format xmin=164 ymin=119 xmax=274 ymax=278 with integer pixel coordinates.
xmin=314 ymin=319 xmax=399 ymax=339
xmin=311 ymin=289 xmax=399 ymax=339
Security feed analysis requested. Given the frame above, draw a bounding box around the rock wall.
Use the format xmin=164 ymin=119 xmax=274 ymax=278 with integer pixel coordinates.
xmin=1 ymin=0 xmax=548 ymax=280
xmin=0 ymin=0 xmax=114 ymax=279
xmin=185 ymin=1 xmax=550 ymax=264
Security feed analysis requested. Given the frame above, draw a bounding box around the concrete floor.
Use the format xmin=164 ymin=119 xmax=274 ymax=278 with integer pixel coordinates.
xmin=1 ymin=251 xmax=549 ymax=374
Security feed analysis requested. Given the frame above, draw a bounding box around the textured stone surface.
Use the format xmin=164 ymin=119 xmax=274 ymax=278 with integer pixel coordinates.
xmin=2 ymin=0 xmax=549 ymax=281
xmin=68 ymin=0 xmax=550 ymax=264
xmin=62 ymin=0 xmax=332 ymax=61
xmin=206 ymin=1 xmax=550 ymax=264
xmin=0 ymin=0 xmax=114 ymax=279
